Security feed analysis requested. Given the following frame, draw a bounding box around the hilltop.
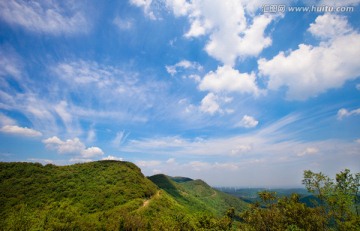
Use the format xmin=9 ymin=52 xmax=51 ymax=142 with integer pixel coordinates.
xmin=148 ymin=174 xmax=248 ymax=216
xmin=0 ymin=161 xmax=248 ymax=230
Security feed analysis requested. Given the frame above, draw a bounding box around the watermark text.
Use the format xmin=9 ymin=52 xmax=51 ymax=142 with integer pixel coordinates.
xmin=262 ymin=5 xmax=355 ymax=13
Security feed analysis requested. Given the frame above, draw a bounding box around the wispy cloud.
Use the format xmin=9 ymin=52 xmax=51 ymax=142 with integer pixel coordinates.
xmin=120 ymin=113 xmax=296 ymax=157
xmin=113 ymin=16 xmax=133 ymax=30
xmin=0 ymin=114 xmax=16 ymax=126
xmin=166 ymin=60 xmax=203 ymax=77
xmin=130 ymin=0 xmax=156 ymax=20
xmin=0 ymin=125 xmax=42 ymax=137
xmin=0 ymin=0 xmax=89 ymax=35
xmin=112 ymin=131 xmax=129 ymax=148
xmin=337 ymin=108 xmax=360 ymax=120
xmin=133 ymin=136 xmax=360 ymax=186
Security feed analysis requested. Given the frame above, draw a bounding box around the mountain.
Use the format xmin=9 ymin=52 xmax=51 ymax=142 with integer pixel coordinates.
xmin=148 ymin=174 xmax=248 ymax=216
xmin=0 ymin=161 xmax=248 ymax=230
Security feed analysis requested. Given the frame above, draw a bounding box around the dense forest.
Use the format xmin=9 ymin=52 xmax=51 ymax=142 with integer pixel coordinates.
xmin=0 ymin=161 xmax=359 ymax=230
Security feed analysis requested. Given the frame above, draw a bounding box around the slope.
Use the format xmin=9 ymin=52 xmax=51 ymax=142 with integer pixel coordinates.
xmin=0 ymin=161 xmax=175 ymax=230
xmin=148 ymin=174 xmax=248 ymax=216
xmin=0 ymin=161 xmax=248 ymax=230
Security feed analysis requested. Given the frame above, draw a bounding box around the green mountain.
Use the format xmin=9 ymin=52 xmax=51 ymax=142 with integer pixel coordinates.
xmin=0 ymin=161 xmax=248 ymax=230
xmin=148 ymin=174 xmax=248 ymax=216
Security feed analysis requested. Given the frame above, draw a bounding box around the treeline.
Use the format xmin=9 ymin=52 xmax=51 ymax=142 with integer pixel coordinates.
xmin=238 ymin=169 xmax=360 ymax=231
xmin=0 ymin=161 xmax=359 ymax=230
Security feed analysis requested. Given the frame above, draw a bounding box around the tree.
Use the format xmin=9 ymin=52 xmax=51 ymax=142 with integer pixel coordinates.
xmin=240 ymin=191 xmax=326 ymax=231
xmin=302 ymin=169 xmax=360 ymax=230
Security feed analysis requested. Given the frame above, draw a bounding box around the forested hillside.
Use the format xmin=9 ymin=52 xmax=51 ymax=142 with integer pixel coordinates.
xmin=0 ymin=161 xmax=247 ymax=230
xmin=148 ymin=174 xmax=248 ymax=217
xmin=1 ymin=161 xmax=359 ymax=230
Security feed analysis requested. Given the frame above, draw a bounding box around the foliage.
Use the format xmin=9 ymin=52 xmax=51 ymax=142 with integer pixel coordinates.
xmin=302 ymin=169 xmax=360 ymax=230
xmin=0 ymin=161 xmax=246 ymax=231
xmin=240 ymin=192 xmax=326 ymax=231
xmin=148 ymin=174 xmax=248 ymax=216
xmin=240 ymin=169 xmax=360 ymax=231
xmin=1 ymin=161 xmax=358 ymax=230
xmin=0 ymin=161 xmax=157 ymax=230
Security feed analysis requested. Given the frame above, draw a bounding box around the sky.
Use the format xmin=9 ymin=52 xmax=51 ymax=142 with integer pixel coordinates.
xmin=0 ymin=0 xmax=359 ymax=187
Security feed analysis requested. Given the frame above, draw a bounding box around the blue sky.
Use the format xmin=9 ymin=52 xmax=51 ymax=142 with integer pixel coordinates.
xmin=0 ymin=0 xmax=359 ymax=187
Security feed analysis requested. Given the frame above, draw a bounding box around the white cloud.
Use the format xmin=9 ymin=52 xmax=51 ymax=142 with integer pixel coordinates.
xmin=53 ymin=60 xmax=117 ymax=86
xmin=0 ymin=0 xmax=89 ymax=35
xmin=43 ymin=136 xmax=104 ymax=158
xmin=112 ymin=131 xmax=129 ymax=147
xmin=199 ymin=65 xmax=260 ymax=96
xmin=102 ymin=155 xmax=123 ymax=161
xmin=0 ymin=125 xmax=42 ymax=137
xmin=259 ymin=15 xmax=360 ymax=100
xmin=166 ymin=60 xmax=202 ymax=77
xmin=356 ymin=84 xmax=360 ymax=90
xmin=136 ymin=160 xmax=162 ymax=167
xmin=297 ymin=147 xmax=319 ymax=157
xmin=204 ymin=14 xmax=273 ymax=66
xmin=318 ymin=0 xmax=360 ymax=6
xmin=43 ymin=136 xmax=84 ymax=153
xmin=0 ymin=114 xmax=16 ymax=126
xmin=166 ymin=0 xmax=275 ymax=66
xmin=113 ymin=16 xmax=133 ymax=30
xmin=308 ymin=14 xmax=352 ymax=40
xmin=189 ymin=161 xmax=211 ymax=171
xmin=54 ymin=101 xmax=80 ymax=135
xmin=165 ymin=0 xmax=191 ymax=17
xmin=199 ymin=93 xmax=221 ymax=115
xmin=230 ymin=145 xmax=252 ymax=156
xmin=69 ymin=158 xmax=93 ymax=163
xmin=51 ymin=60 xmax=176 ymax=125
xmin=166 ymin=158 xmax=176 ymax=164
xmin=120 ymin=113 xmax=318 ymax=158
xmin=0 ymin=48 xmax=22 ymax=80
xmin=337 ymin=108 xmax=360 ymax=120
xmin=86 ymin=128 xmax=96 ymax=143
xmin=130 ymin=0 xmax=155 ymax=19
xmin=236 ymin=115 xmax=259 ymax=128
xmin=81 ymin=147 xmax=104 ymax=158
xmin=124 ymin=113 xmax=360 ymax=186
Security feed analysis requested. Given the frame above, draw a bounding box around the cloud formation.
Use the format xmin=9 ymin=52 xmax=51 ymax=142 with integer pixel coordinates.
xmin=0 ymin=0 xmax=89 ymax=35
xmin=165 ymin=0 xmax=275 ymax=66
xmin=102 ymin=155 xmax=123 ymax=161
xmin=337 ymin=108 xmax=360 ymax=120
xmin=130 ymin=0 xmax=155 ymax=19
xmin=122 ymin=113 xmax=360 ymax=186
xmin=43 ymin=136 xmax=104 ymax=158
xmin=199 ymin=65 xmax=260 ymax=96
xmin=0 ymin=125 xmax=42 ymax=137
xmin=236 ymin=115 xmax=259 ymax=128
xmin=166 ymin=60 xmax=202 ymax=77
xmin=259 ymin=14 xmax=360 ymax=100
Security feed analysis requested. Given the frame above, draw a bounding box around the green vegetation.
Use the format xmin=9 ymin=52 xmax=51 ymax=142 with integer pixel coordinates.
xmin=148 ymin=174 xmax=248 ymax=216
xmin=0 ymin=161 xmax=159 ymax=230
xmin=0 ymin=161 xmax=246 ymax=230
xmin=239 ymin=169 xmax=360 ymax=231
xmin=0 ymin=161 xmax=359 ymax=230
